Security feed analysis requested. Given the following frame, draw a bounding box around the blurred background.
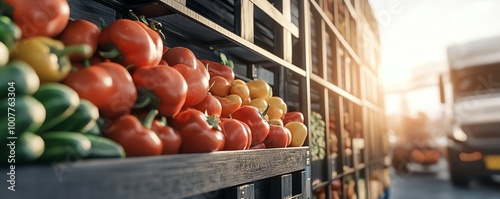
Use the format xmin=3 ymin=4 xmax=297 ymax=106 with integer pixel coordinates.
xmin=370 ymin=0 xmax=500 ymax=198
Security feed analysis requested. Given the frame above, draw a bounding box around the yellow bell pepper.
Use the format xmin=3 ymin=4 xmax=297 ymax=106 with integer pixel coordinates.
xmin=285 ymin=121 xmax=308 ymax=147
xmin=12 ymin=36 xmax=92 ymax=83
xmin=249 ymin=98 xmax=268 ymax=114
xmin=265 ymin=96 xmax=287 ymax=120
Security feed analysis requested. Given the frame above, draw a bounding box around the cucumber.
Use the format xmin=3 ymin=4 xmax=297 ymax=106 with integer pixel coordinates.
xmin=38 ymin=132 xmax=91 ymax=162
xmin=82 ymin=123 xmax=102 ymax=135
xmin=17 ymin=132 xmax=45 ymax=163
xmin=83 ymin=134 xmax=125 ymax=159
xmin=33 ymin=83 xmax=80 ymax=134
xmin=44 ymin=99 xmax=99 ymax=133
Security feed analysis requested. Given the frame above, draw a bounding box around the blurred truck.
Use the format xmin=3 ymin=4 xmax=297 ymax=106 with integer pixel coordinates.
xmin=441 ymin=35 xmax=500 ymax=187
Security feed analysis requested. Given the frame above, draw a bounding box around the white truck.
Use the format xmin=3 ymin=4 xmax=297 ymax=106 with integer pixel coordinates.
xmin=441 ymin=35 xmax=500 ymax=187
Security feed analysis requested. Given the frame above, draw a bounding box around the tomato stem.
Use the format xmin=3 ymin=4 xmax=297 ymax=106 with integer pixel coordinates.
xmin=261 ymin=105 xmax=270 ymax=118
xmin=99 ymin=47 xmax=121 ymax=59
xmin=128 ymin=10 xmax=142 ymax=22
xmin=160 ymin=116 xmax=168 ymax=126
xmin=133 ymin=88 xmax=152 ymax=109
xmin=206 ymin=115 xmax=221 ymax=131
xmin=143 ymin=109 xmax=159 ymax=129
xmin=83 ymin=59 xmax=91 ymax=68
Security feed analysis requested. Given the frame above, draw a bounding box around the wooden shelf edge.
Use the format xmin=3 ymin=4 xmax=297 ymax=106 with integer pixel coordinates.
xmin=150 ymin=0 xmax=307 ymax=77
xmin=0 ymin=147 xmax=308 ymax=199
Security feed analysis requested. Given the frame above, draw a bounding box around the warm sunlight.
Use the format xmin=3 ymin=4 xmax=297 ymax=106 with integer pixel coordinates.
xmin=370 ymin=0 xmax=500 ymax=117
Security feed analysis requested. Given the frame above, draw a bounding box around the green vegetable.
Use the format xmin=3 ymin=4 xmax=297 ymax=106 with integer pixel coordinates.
xmin=0 ymin=96 xmax=46 ymax=138
xmin=0 ymin=15 xmax=21 ymax=51
xmin=33 ymin=83 xmax=80 ymax=134
xmin=37 ymin=132 xmax=91 ymax=162
xmin=44 ymin=99 xmax=99 ymax=133
xmin=310 ymin=111 xmax=326 ymax=161
xmin=83 ymin=134 xmax=125 ymax=159
xmin=0 ymin=60 xmax=40 ymax=97
xmin=82 ymin=122 xmax=102 ymax=135
xmin=17 ymin=132 xmax=45 ymax=163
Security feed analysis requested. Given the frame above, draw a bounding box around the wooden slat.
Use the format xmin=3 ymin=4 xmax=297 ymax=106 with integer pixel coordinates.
xmin=311 ymin=73 xmax=362 ymax=105
xmin=235 ymin=0 xmax=255 ymax=42
xmin=249 ymin=0 xmax=299 ymax=38
xmin=310 ymin=0 xmax=366 ymax=79
xmin=231 ymin=184 xmax=255 ymax=199
xmin=0 ymin=147 xmax=308 ymax=199
xmin=156 ymin=0 xmax=306 ymax=77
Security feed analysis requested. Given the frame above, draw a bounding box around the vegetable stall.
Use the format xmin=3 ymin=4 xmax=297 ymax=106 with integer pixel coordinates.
xmin=0 ymin=0 xmax=389 ymax=199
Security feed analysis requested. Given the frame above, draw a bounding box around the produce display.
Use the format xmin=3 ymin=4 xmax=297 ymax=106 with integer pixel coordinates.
xmin=0 ymin=0 xmax=309 ymax=164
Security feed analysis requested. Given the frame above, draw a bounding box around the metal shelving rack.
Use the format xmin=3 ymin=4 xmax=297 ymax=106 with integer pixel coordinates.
xmin=0 ymin=0 xmax=388 ymax=198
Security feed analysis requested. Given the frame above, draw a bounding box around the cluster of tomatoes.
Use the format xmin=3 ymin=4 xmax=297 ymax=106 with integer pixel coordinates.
xmin=2 ymin=0 xmax=308 ymax=157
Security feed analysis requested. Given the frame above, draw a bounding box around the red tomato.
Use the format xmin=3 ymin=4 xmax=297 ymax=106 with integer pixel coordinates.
xmin=151 ymin=119 xmax=182 ymax=155
xmin=133 ymin=65 xmax=188 ymax=117
xmin=197 ymin=59 xmax=210 ymax=81
xmin=171 ymin=109 xmax=225 ymax=153
xmin=250 ymin=143 xmax=266 ymax=150
xmin=99 ymin=19 xmax=163 ymax=68
xmin=231 ymin=106 xmax=270 ymax=147
xmin=6 ymin=0 xmax=70 ymax=38
xmin=215 ymin=94 xmax=242 ymax=118
xmin=172 ymin=64 xmax=209 ymax=108
xmin=264 ymin=125 xmax=291 ymax=148
xmin=105 ymin=114 xmax=163 ymax=157
xmin=209 ymin=76 xmax=231 ymax=97
xmin=240 ymin=122 xmax=252 ymax=149
xmin=192 ymin=92 xmax=222 ymax=117
xmin=64 ymin=62 xmax=137 ymax=119
xmin=58 ymin=19 xmax=101 ymax=62
xmin=162 ymin=47 xmax=197 ymax=69
xmin=220 ymin=119 xmax=250 ymax=150
xmin=282 ymin=111 xmax=305 ymax=125
xmin=200 ymin=59 xmax=235 ymax=83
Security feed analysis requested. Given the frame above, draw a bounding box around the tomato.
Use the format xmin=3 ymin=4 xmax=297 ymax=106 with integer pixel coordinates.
xmin=264 ymin=124 xmax=291 ymax=148
xmin=220 ymin=118 xmax=250 ymax=150
xmin=249 ymin=98 xmax=269 ymax=114
xmin=151 ymin=118 xmax=182 ymax=155
xmin=265 ymin=97 xmax=287 ymax=120
xmin=99 ymin=19 xmax=163 ymax=68
xmin=285 ymin=122 xmax=308 ymax=147
xmin=163 ymin=47 xmax=197 ymax=69
xmin=197 ymin=59 xmax=210 ymax=80
xmin=282 ymin=111 xmax=305 ymax=125
xmin=171 ymin=109 xmax=225 ymax=153
xmin=64 ymin=62 xmax=137 ymax=119
xmin=6 ymin=0 xmax=70 ymax=38
xmin=230 ymin=82 xmax=250 ymax=100
xmin=172 ymin=63 xmax=209 ymax=108
xmin=201 ymin=59 xmax=235 ymax=83
xmin=209 ymin=76 xmax=231 ymax=97
xmin=133 ymin=65 xmax=188 ymax=117
xmin=215 ymin=94 xmax=242 ymax=118
xmin=246 ymin=80 xmax=271 ymax=99
xmin=250 ymin=143 xmax=266 ymax=150
xmin=58 ymin=19 xmax=100 ymax=62
xmin=192 ymin=92 xmax=222 ymax=117
xmin=240 ymin=121 xmax=252 ymax=149
xmin=231 ymin=106 xmax=270 ymax=146
xmin=242 ymin=97 xmax=251 ymax=106
xmin=105 ymin=112 xmax=163 ymax=157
